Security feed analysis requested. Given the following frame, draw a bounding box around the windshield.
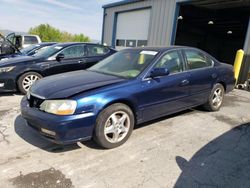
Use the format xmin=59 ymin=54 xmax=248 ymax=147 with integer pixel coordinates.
xmin=20 ymin=44 xmax=40 ymax=54
xmin=33 ymin=45 xmax=63 ymax=58
xmin=89 ymin=50 xmax=158 ymax=78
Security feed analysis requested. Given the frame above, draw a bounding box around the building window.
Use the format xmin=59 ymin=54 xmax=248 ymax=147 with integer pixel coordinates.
xmin=137 ymin=40 xmax=147 ymax=47
xmin=126 ymin=40 xmax=136 ymax=47
xmin=116 ymin=39 xmax=125 ymax=47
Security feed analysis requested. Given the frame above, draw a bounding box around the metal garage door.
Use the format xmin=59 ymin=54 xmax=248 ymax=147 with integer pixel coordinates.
xmin=115 ymin=9 xmax=150 ymax=50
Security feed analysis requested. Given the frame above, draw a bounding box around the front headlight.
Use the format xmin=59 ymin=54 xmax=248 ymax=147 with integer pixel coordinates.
xmin=40 ymin=100 xmax=77 ymax=115
xmin=0 ymin=66 xmax=15 ymax=73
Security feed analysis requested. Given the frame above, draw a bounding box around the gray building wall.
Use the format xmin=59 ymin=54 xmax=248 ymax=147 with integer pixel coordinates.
xmin=102 ymin=0 xmax=186 ymax=48
xmin=103 ymin=0 xmax=250 ymax=83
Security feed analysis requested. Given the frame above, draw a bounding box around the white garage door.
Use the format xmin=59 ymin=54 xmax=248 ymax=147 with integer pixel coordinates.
xmin=115 ymin=9 xmax=150 ymax=50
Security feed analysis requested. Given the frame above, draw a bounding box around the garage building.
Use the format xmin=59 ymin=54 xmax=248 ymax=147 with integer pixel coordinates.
xmin=102 ymin=0 xmax=250 ymax=84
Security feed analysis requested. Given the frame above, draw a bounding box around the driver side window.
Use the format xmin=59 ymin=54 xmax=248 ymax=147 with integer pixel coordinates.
xmin=60 ymin=45 xmax=85 ymax=59
xmin=155 ymin=51 xmax=183 ymax=74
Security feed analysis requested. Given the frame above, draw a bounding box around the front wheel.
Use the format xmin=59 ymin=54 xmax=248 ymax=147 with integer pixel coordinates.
xmin=17 ymin=72 xmax=42 ymax=94
xmin=203 ymin=83 xmax=225 ymax=111
xmin=94 ymin=103 xmax=134 ymax=149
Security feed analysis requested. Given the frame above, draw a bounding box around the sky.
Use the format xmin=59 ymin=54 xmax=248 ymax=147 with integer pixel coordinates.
xmin=0 ymin=0 xmax=119 ymax=40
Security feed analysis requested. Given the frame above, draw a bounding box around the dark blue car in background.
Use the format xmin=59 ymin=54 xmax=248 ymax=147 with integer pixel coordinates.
xmin=0 ymin=42 xmax=116 ymax=94
xmin=0 ymin=42 xmax=57 ymax=61
xmin=21 ymin=46 xmax=235 ymax=149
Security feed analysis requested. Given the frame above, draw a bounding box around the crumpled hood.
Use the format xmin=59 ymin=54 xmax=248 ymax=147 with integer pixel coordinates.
xmin=0 ymin=55 xmax=38 ymax=67
xmin=30 ymin=70 xmax=125 ymax=99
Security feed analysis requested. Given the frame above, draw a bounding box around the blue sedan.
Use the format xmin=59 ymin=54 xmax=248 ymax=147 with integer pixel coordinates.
xmin=21 ymin=46 xmax=235 ymax=149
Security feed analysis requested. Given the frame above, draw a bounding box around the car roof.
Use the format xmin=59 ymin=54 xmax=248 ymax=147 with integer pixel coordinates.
xmin=39 ymin=42 xmax=57 ymax=46
xmin=54 ymin=42 xmax=104 ymax=47
xmin=122 ymin=46 xmax=196 ymax=53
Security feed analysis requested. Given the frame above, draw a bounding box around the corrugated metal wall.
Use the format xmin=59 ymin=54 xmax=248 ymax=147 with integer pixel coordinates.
xmin=103 ymin=0 xmax=184 ymax=47
xmin=103 ymin=0 xmax=250 ymax=83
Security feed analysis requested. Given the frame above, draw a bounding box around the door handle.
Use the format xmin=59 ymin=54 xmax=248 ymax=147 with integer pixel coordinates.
xmin=41 ymin=64 xmax=50 ymax=68
xmin=78 ymin=59 xmax=86 ymax=63
xmin=180 ymin=79 xmax=189 ymax=86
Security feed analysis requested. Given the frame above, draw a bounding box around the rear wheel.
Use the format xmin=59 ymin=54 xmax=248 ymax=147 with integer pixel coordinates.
xmin=17 ymin=72 xmax=42 ymax=94
xmin=94 ymin=103 xmax=134 ymax=149
xmin=203 ymin=83 xmax=225 ymax=111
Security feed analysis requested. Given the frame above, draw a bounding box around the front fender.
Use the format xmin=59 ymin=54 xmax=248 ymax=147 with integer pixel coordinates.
xmin=73 ymin=90 xmax=139 ymax=119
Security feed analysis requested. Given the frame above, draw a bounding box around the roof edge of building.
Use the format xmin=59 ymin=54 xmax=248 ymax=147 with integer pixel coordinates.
xmin=102 ymin=0 xmax=142 ymax=9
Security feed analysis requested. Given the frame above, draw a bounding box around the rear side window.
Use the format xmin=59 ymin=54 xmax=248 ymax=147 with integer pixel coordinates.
xmin=61 ymin=45 xmax=85 ymax=59
xmin=24 ymin=36 xmax=38 ymax=44
xmin=86 ymin=45 xmax=109 ymax=56
xmin=155 ymin=51 xmax=183 ymax=74
xmin=184 ymin=50 xmax=213 ymax=70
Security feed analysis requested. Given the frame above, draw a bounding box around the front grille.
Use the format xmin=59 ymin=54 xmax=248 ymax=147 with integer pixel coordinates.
xmin=29 ymin=95 xmax=45 ymax=108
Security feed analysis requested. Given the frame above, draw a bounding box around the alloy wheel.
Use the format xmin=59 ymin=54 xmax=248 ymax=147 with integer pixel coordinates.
xmin=104 ymin=111 xmax=130 ymax=143
xmin=212 ymin=88 xmax=223 ymax=108
xmin=22 ymin=74 xmax=40 ymax=92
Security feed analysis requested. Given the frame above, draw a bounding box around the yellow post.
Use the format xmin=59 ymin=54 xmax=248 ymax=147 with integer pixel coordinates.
xmin=234 ymin=49 xmax=244 ymax=84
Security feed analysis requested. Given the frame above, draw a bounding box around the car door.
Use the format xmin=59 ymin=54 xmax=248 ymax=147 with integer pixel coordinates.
xmin=84 ymin=44 xmax=111 ymax=68
xmin=182 ymin=49 xmax=215 ymax=105
xmin=138 ymin=50 xmax=191 ymax=121
xmin=43 ymin=44 xmax=87 ymax=76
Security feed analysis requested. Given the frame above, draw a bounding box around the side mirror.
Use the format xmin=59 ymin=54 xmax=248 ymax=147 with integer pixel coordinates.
xmin=150 ymin=68 xmax=169 ymax=78
xmin=56 ymin=53 xmax=65 ymax=61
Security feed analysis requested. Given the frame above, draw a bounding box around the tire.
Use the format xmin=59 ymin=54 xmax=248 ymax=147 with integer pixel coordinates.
xmin=94 ymin=103 xmax=135 ymax=149
xmin=17 ymin=72 xmax=42 ymax=94
xmin=203 ymin=83 xmax=225 ymax=111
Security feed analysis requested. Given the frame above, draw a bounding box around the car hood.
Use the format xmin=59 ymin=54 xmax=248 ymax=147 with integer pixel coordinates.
xmin=30 ymin=70 xmax=126 ymax=99
xmin=0 ymin=55 xmax=39 ymax=66
xmin=0 ymin=53 xmax=23 ymax=61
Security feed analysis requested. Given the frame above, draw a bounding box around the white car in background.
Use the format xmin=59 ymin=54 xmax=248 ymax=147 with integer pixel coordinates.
xmin=6 ymin=33 xmax=41 ymax=49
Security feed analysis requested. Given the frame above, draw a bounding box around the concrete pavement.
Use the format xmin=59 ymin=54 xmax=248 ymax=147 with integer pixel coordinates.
xmin=0 ymin=90 xmax=250 ymax=188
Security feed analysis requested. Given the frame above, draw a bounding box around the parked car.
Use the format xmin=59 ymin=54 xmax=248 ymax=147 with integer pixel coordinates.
xmin=21 ymin=46 xmax=235 ymax=149
xmin=0 ymin=42 xmax=57 ymax=62
xmin=0 ymin=42 xmax=116 ymax=94
xmin=6 ymin=33 xmax=42 ymax=49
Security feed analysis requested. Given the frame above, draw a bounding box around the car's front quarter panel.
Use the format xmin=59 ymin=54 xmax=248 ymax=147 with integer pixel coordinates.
xmin=21 ymin=79 xmax=141 ymax=144
xmin=73 ymin=79 xmax=141 ymax=124
xmin=0 ymin=58 xmax=44 ymax=92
